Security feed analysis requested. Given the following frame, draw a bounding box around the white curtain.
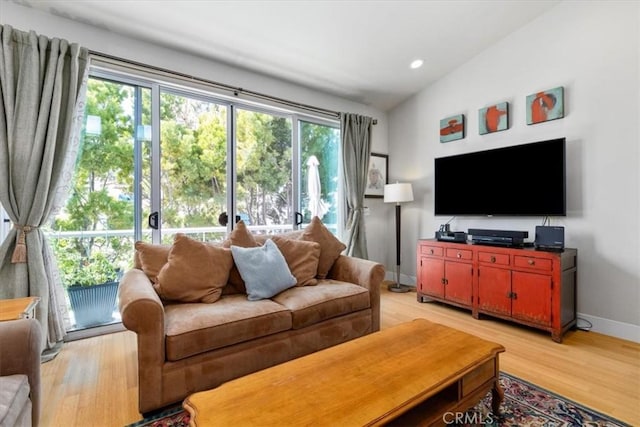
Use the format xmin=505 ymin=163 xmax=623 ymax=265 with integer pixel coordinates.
xmin=0 ymin=25 xmax=89 ymax=353
xmin=340 ymin=113 xmax=373 ymax=259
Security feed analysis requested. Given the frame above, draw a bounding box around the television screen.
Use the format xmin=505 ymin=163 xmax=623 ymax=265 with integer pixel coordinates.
xmin=434 ymin=138 xmax=566 ymax=216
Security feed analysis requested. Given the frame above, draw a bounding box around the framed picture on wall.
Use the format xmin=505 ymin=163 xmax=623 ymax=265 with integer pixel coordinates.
xmin=365 ymin=153 xmax=388 ymax=198
xmin=526 ymin=86 xmax=564 ymax=125
xmin=478 ymin=102 xmax=509 ymax=134
xmin=440 ymin=114 xmax=465 ymax=143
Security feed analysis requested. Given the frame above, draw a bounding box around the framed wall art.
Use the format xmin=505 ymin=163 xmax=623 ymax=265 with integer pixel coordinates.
xmin=526 ymin=86 xmax=564 ymax=125
xmin=365 ymin=153 xmax=388 ymax=198
xmin=479 ymin=102 xmax=509 ymax=135
xmin=440 ymin=114 xmax=465 ymax=143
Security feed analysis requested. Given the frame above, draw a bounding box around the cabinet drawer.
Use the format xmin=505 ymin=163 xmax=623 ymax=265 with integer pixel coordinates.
xmin=462 ymin=360 xmax=495 ymax=397
xmin=446 ymin=248 xmax=472 ymax=260
xmin=421 ymin=245 xmax=443 ymax=256
xmin=514 ymin=255 xmax=552 ymax=271
xmin=478 ymin=252 xmax=510 ymax=266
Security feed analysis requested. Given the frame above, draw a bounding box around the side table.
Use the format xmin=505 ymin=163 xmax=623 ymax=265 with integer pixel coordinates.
xmin=0 ymin=297 xmax=40 ymax=322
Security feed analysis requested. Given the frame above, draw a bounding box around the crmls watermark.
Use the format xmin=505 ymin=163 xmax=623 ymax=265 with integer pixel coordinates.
xmin=443 ymin=411 xmax=495 ymax=425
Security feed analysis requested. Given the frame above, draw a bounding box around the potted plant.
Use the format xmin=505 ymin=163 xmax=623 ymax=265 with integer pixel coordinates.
xmin=58 ymin=250 xmax=122 ymax=328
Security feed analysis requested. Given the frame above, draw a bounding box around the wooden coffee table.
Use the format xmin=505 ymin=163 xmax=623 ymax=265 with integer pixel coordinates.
xmin=183 ymin=319 xmax=505 ymax=426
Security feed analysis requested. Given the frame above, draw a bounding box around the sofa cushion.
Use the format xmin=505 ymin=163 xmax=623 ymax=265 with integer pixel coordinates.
xmin=271 ymin=280 xmax=370 ymax=329
xmin=231 ymin=239 xmax=297 ymax=301
xmin=155 ymin=234 xmax=233 ymax=303
xmin=223 ymin=220 xmax=258 ymax=248
xmin=134 ymin=241 xmax=171 ymax=282
xmin=164 ymin=294 xmax=292 ymax=361
xmin=0 ymin=374 xmax=31 ymax=427
xmin=300 ymin=216 xmax=346 ymax=279
xmin=222 ymin=221 xmax=259 ymax=294
xmin=271 ymin=236 xmax=321 ymax=287
xmin=254 ymin=229 xmax=303 ymax=245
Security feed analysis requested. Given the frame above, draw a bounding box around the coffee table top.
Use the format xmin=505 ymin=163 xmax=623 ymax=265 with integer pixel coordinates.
xmin=183 ymin=318 xmax=505 ymax=426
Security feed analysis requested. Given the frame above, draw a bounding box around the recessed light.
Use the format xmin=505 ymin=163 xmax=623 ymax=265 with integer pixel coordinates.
xmin=410 ymin=59 xmax=424 ymax=69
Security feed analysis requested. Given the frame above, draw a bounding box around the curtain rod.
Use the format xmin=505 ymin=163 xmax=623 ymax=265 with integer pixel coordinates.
xmin=88 ymin=50 xmax=377 ymax=124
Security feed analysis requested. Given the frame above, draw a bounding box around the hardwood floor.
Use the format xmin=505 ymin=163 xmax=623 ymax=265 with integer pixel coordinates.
xmin=41 ymin=284 xmax=640 ymax=427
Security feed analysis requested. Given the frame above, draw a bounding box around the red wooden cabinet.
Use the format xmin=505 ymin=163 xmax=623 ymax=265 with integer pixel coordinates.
xmin=417 ymin=243 xmax=473 ymax=310
xmin=417 ymin=239 xmax=577 ymax=343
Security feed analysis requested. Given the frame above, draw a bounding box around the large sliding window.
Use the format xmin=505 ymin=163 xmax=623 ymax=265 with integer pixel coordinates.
xmin=48 ymin=67 xmax=341 ymax=332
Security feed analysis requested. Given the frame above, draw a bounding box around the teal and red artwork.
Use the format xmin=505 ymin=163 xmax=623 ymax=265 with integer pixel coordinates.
xmin=526 ymin=86 xmax=564 ymax=125
xmin=440 ymin=114 xmax=465 ymax=143
xmin=479 ymin=102 xmax=509 ymax=135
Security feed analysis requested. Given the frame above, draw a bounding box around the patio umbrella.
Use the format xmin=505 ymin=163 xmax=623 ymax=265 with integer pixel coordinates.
xmin=306 ymin=155 xmax=329 ymax=219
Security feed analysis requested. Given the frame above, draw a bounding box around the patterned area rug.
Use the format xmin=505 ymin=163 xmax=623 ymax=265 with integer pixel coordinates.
xmin=126 ymin=372 xmax=628 ymax=427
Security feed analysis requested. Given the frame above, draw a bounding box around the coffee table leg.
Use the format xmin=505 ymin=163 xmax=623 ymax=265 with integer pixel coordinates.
xmin=491 ymin=379 xmax=504 ymax=415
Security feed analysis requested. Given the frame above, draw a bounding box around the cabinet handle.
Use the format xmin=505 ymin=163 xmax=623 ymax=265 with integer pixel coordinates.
xmin=441 ymin=278 xmax=446 ymax=285
xmin=457 ymin=252 xmax=462 ymax=258
xmin=430 ymin=249 xmax=434 ymax=255
xmin=512 ymin=292 xmax=518 ymax=300
xmin=490 ymin=256 xmax=496 ymax=263
xmin=528 ymin=259 xmax=535 ymax=266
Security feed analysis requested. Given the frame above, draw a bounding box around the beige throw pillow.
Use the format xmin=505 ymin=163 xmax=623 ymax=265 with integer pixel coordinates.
xmin=272 ymin=236 xmax=321 ymax=286
xmin=222 ymin=220 xmax=258 ymax=248
xmin=300 ymin=216 xmax=347 ymax=279
xmin=155 ymin=234 xmax=233 ymax=303
xmin=222 ymin=221 xmax=259 ymax=293
xmin=134 ymin=241 xmax=170 ymax=283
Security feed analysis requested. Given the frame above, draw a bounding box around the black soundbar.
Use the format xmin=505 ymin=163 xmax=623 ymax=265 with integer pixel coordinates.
xmin=471 ymin=235 xmax=525 ymax=247
xmin=468 ymin=228 xmax=529 ymax=239
xmin=468 ymin=229 xmax=529 ymax=248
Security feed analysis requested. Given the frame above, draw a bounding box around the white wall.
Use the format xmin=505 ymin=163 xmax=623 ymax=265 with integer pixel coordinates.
xmin=0 ymin=1 xmax=390 ymax=263
xmin=388 ymin=1 xmax=639 ymax=341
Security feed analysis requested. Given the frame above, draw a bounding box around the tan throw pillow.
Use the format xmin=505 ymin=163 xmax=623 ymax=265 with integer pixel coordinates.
xmin=222 ymin=221 xmax=259 ymax=294
xmin=155 ymin=234 xmax=233 ymax=303
xmin=222 ymin=220 xmax=258 ymax=248
xmin=272 ymin=236 xmax=321 ymax=286
xmin=300 ymin=216 xmax=347 ymax=279
xmin=134 ymin=241 xmax=171 ymax=283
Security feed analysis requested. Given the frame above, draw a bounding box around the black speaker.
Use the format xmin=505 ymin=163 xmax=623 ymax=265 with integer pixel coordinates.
xmin=535 ymin=226 xmax=565 ymax=251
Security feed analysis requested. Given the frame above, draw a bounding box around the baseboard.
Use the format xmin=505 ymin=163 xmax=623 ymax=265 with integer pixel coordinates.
xmin=384 ymin=272 xmax=416 ymax=288
xmin=64 ymin=321 xmax=126 ymax=342
xmin=576 ymin=313 xmax=640 ymax=343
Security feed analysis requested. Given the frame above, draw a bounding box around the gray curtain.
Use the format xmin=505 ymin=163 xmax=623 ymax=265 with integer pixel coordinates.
xmin=340 ymin=113 xmax=373 ymax=259
xmin=0 ymin=25 xmax=89 ymax=352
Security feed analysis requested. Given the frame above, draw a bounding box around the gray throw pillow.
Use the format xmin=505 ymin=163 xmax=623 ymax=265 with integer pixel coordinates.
xmin=231 ymin=239 xmax=296 ymax=301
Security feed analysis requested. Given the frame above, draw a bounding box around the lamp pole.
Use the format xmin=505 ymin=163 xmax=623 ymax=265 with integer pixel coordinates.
xmin=384 ymin=182 xmax=413 ymax=293
xmin=389 ymin=202 xmax=410 ymax=292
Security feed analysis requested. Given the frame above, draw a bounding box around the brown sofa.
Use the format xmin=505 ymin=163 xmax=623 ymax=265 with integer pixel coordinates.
xmin=0 ymin=318 xmax=42 ymax=427
xmin=119 ymin=224 xmax=385 ymax=414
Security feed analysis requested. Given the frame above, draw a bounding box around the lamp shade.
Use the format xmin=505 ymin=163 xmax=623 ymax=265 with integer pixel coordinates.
xmin=384 ymin=183 xmax=414 ymax=203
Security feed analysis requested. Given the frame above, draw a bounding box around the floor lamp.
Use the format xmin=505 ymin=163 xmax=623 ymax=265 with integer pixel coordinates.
xmin=384 ymin=182 xmax=414 ymax=293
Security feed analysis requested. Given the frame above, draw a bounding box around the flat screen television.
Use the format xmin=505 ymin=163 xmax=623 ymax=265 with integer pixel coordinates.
xmin=434 ymin=138 xmax=566 ymax=216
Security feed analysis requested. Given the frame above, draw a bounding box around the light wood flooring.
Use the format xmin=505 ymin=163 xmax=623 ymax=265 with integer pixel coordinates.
xmin=41 ymin=283 xmax=640 ymax=427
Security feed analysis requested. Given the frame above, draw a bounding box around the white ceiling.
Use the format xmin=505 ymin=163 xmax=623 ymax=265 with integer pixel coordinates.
xmin=14 ymin=0 xmax=561 ymax=111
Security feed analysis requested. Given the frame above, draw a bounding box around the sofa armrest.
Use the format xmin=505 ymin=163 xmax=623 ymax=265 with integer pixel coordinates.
xmin=328 ymin=255 xmax=385 ymax=331
xmin=118 ymin=268 xmax=167 ymax=413
xmin=118 ymin=269 xmax=165 ymax=334
xmin=0 ymin=318 xmax=42 ymax=427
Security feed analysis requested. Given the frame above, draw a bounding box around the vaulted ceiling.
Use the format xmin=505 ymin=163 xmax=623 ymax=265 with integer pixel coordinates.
xmin=13 ymin=0 xmax=561 ymax=111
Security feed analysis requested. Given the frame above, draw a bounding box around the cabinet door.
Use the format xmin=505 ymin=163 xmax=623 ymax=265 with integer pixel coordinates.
xmin=511 ymin=271 xmax=551 ymax=326
xmin=478 ymin=266 xmax=511 ymax=316
xmin=420 ymin=257 xmax=444 ymax=298
xmin=444 ymin=261 xmax=473 ymax=306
